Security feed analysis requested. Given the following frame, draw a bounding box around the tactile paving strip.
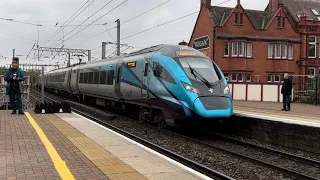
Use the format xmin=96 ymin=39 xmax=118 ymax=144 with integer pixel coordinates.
xmin=33 ymin=113 xmax=147 ymax=180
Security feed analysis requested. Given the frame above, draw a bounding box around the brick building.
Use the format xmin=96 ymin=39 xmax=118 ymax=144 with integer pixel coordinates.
xmin=188 ymin=0 xmax=320 ymax=83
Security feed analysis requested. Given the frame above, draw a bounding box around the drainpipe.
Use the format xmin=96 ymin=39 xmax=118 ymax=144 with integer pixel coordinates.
xmin=213 ymin=27 xmax=216 ymax=60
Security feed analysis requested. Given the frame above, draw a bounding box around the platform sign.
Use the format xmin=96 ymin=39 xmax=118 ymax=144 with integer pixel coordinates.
xmin=193 ymin=36 xmax=210 ymax=50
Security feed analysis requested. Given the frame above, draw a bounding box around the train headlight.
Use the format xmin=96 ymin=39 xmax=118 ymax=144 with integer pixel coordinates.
xmin=224 ymin=85 xmax=230 ymax=94
xmin=181 ymin=81 xmax=199 ymax=94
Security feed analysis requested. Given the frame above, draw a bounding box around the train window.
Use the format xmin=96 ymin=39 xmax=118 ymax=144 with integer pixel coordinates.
xmin=94 ymin=72 xmax=99 ymax=84
xmin=153 ymin=62 xmax=176 ymax=84
xmin=106 ymin=70 xmax=114 ymax=85
xmin=88 ymin=72 xmax=93 ymax=84
xmin=144 ymin=63 xmax=148 ymax=76
xmin=79 ymin=73 xmax=84 ymax=83
xmin=84 ymin=73 xmax=88 ymax=84
xmin=100 ymin=71 xmax=107 ymax=84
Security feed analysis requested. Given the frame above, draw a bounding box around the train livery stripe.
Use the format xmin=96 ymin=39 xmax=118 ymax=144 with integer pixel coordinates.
xmin=120 ymin=59 xmax=189 ymax=117
xmin=121 ymin=65 xmax=141 ymax=87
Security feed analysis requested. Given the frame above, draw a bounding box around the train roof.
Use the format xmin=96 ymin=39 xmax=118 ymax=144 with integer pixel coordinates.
xmin=46 ymin=44 xmax=205 ymax=73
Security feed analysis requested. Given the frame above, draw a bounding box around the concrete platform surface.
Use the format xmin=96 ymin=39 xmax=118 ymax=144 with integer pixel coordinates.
xmin=55 ymin=112 xmax=210 ymax=180
xmin=0 ymin=111 xmax=108 ymax=180
xmin=0 ymin=110 xmax=211 ymax=180
xmin=234 ymin=101 xmax=320 ymax=127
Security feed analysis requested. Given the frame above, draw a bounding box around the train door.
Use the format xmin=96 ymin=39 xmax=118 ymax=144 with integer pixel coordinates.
xmin=67 ymin=70 xmax=72 ymax=92
xmin=70 ymin=68 xmax=78 ymax=93
xmin=115 ymin=60 xmax=122 ymax=99
xmin=76 ymin=69 xmax=80 ymax=93
xmin=141 ymin=58 xmax=149 ymax=100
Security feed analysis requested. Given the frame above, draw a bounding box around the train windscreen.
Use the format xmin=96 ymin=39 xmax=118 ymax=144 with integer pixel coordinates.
xmin=178 ymin=57 xmax=221 ymax=84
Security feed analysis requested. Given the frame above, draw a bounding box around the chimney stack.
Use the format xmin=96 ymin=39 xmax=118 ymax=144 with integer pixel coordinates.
xmin=201 ymin=0 xmax=211 ymax=9
xmin=269 ymin=0 xmax=282 ymax=13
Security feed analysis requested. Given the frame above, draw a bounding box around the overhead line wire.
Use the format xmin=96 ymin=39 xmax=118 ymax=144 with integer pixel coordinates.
xmin=40 ymin=0 xmax=91 ymax=46
xmin=50 ymin=0 xmax=117 ymax=48
xmin=121 ymin=11 xmax=199 ymax=41
xmin=121 ymin=0 xmax=232 ymax=41
xmin=68 ymin=0 xmax=170 ymax=48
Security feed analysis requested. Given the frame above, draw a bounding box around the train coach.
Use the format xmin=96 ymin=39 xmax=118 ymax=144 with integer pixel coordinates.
xmin=38 ymin=44 xmax=233 ymax=127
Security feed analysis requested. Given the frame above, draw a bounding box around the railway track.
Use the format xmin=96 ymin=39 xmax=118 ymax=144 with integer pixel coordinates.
xmin=30 ymin=91 xmax=234 ymax=180
xmin=30 ymin=90 xmax=320 ymax=180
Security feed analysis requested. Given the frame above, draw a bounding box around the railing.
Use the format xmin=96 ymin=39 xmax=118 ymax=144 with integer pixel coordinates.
xmin=292 ymin=75 xmax=319 ymax=105
xmin=0 ymin=75 xmax=31 ymax=110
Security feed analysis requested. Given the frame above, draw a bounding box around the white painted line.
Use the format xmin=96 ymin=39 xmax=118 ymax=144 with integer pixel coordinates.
xmin=72 ymin=112 xmax=215 ymax=180
xmin=234 ymin=111 xmax=320 ymax=128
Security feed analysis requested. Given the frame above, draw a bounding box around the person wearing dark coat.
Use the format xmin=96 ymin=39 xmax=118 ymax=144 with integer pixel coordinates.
xmin=4 ymin=59 xmax=25 ymax=114
xmin=281 ymin=73 xmax=293 ymax=111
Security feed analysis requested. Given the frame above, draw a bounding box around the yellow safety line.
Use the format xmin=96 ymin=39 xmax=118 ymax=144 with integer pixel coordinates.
xmin=25 ymin=112 xmax=75 ymax=180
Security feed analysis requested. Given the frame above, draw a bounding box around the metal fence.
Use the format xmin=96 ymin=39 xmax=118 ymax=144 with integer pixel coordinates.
xmin=292 ymin=75 xmax=319 ymax=105
xmin=0 ymin=75 xmax=31 ymax=110
xmin=0 ymin=64 xmax=40 ymax=110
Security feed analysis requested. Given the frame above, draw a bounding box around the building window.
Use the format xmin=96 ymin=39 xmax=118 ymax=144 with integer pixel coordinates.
xmin=235 ymin=13 xmax=243 ymax=25
xmin=239 ymin=42 xmax=245 ymax=57
xmin=246 ymin=74 xmax=252 ymax=82
xmin=282 ymin=44 xmax=287 ymax=58
xmin=238 ymin=74 xmax=244 ymax=82
xmin=274 ymin=75 xmax=281 ymax=82
xmin=288 ymin=45 xmax=293 ymax=59
xmin=235 ymin=13 xmax=238 ymax=24
xmin=267 ymin=75 xmax=273 ymax=82
xmin=275 ymin=44 xmax=281 ymax=58
xmin=277 ymin=17 xmax=285 ymax=28
xmin=224 ymin=42 xmax=229 ymax=56
xmin=308 ymin=67 xmax=315 ymax=77
xmin=246 ymin=42 xmax=252 ymax=57
xmin=308 ymin=36 xmax=316 ymax=58
xmin=224 ymin=73 xmax=229 ymax=82
xmin=268 ymin=44 xmax=273 ymax=58
xmin=232 ymin=42 xmax=238 ymax=57
xmin=231 ymin=74 xmax=237 ymax=82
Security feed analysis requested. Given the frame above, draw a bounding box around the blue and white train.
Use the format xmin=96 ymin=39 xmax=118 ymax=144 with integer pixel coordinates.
xmin=37 ymin=44 xmax=233 ymax=127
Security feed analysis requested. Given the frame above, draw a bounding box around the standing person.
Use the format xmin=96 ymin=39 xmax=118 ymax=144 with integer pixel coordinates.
xmin=4 ymin=58 xmax=25 ymax=114
xmin=281 ymin=73 xmax=293 ymax=111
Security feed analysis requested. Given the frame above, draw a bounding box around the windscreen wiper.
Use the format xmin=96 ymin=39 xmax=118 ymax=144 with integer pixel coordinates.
xmin=186 ymin=62 xmax=212 ymax=88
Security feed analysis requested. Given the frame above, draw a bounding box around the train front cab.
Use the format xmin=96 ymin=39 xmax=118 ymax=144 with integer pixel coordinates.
xmin=149 ymin=48 xmax=233 ymax=127
xmin=175 ymin=51 xmax=233 ymax=119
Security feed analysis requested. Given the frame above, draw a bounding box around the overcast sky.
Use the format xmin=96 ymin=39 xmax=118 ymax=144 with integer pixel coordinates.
xmin=0 ymin=0 xmax=269 ymax=70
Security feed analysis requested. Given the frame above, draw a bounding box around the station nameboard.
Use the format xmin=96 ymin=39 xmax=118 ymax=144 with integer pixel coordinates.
xmin=193 ymin=36 xmax=210 ymax=50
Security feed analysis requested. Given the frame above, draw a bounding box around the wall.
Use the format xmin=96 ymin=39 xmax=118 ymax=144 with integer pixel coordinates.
xmin=229 ymin=82 xmax=293 ymax=102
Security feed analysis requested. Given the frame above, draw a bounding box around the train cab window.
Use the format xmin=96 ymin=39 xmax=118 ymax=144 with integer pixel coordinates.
xmin=100 ymin=71 xmax=107 ymax=84
xmin=153 ymin=62 xmax=176 ymax=84
xmin=83 ymin=73 xmax=88 ymax=84
xmin=94 ymin=72 xmax=99 ymax=84
xmin=106 ymin=70 xmax=114 ymax=85
xmin=144 ymin=63 xmax=148 ymax=76
xmin=79 ymin=73 xmax=84 ymax=83
xmin=88 ymin=72 xmax=93 ymax=84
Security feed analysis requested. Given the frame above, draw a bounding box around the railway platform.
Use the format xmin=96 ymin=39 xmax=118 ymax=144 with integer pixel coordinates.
xmin=233 ymin=101 xmax=320 ymax=127
xmin=0 ymin=110 xmax=210 ymax=180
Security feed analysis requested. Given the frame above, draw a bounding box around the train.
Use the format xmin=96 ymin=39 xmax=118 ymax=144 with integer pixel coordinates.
xmin=36 ymin=44 xmax=233 ymax=127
